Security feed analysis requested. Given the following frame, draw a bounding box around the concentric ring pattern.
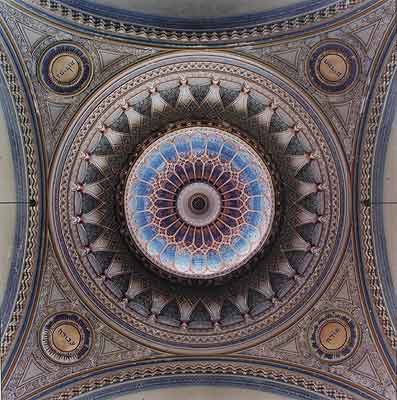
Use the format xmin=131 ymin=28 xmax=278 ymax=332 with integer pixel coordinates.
xmin=124 ymin=127 xmax=276 ymax=280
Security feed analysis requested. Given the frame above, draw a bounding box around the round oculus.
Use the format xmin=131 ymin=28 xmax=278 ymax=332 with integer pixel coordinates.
xmin=123 ymin=126 xmax=277 ymax=281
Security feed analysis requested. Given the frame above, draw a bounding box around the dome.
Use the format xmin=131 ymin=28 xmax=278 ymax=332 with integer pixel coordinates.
xmin=121 ymin=125 xmax=277 ymax=283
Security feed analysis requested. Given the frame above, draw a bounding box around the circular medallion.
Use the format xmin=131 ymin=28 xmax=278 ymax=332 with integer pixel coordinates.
xmin=40 ymin=313 xmax=92 ymax=364
xmin=39 ymin=43 xmax=92 ymax=95
xmin=121 ymin=125 xmax=277 ymax=283
xmin=307 ymin=42 xmax=359 ymax=93
xmin=309 ymin=310 xmax=359 ymax=363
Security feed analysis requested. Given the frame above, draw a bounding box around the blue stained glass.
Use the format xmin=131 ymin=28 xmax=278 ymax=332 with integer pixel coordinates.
xmin=248 ymin=196 xmax=264 ymax=211
xmin=191 ymin=134 xmax=206 ymax=155
xmin=207 ymin=136 xmax=222 ymax=157
xmin=220 ymin=245 xmax=235 ymax=263
xmin=192 ymin=253 xmax=206 ymax=272
xmin=138 ymin=167 xmax=157 ymax=183
xmin=231 ymin=152 xmax=249 ymax=171
xmin=133 ymin=181 xmax=152 ymax=196
xmin=220 ymin=142 xmax=236 ymax=162
xmin=232 ymin=236 xmax=250 ymax=256
xmin=148 ymin=152 xmax=165 ymax=171
xmin=175 ymin=251 xmax=190 ymax=272
xmin=175 ymin=137 xmax=191 ymax=157
xmin=240 ymin=224 xmax=259 ymax=241
xmin=133 ymin=211 xmax=153 ymax=226
xmin=160 ymin=245 xmax=176 ymax=265
xmin=125 ymin=127 xmax=275 ymax=278
xmin=240 ymin=166 xmax=259 ymax=183
xmin=207 ymin=251 xmax=222 ymax=271
xmin=160 ymin=142 xmax=178 ymax=161
xmin=244 ymin=211 xmax=262 ymax=225
xmin=245 ymin=181 xmax=263 ymax=196
xmin=147 ymin=237 xmax=166 ymax=257
xmin=138 ymin=225 xmax=156 ymax=241
xmin=132 ymin=196 xmax=150 ymax=211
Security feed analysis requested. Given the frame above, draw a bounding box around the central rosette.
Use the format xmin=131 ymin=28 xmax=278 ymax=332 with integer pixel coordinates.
xmin=122 ymin=125 xmax=277 ymax=283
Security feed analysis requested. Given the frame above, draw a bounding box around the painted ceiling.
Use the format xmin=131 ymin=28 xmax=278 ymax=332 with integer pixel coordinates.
xmin=0 ymin=0 xmax=396 ymax=399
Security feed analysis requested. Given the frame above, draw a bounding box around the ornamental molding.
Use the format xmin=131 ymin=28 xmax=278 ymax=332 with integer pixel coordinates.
xmin=0 ymin=41 xmax=42 ymax=361
xmin=358 ymin=45 xmax=397 ymax=350
xmin=13 ymin=0 xmax=373 ymax=45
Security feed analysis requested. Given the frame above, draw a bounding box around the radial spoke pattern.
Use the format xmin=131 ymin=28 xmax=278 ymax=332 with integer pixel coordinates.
xmin=124 ymin=127 xmax=275 ymax=278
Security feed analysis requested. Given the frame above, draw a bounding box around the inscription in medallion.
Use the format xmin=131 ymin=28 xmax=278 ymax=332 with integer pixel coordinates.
xmin=318 ymin=54 xmax=348 ymax=83
xmin=319 ymin=321 xmax=348 ymax=350
xmin=50 ymin=54 xmax=81 ymax=84
xmin=40 ymin=313 xmax=91 ymax=364
xmin=52 ymin=323 xmax=81 ymax=352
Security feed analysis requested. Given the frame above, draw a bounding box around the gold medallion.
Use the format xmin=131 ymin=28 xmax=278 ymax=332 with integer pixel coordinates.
xmin=51 ymin=323 xmax=81 ymax=353
xmin=50 ymin=54 xmax=82 ymax=85
xmin=318 ymin=53 xmax=348 ymax=83
xmin=318 ymin=320 xmax=349 ymax=351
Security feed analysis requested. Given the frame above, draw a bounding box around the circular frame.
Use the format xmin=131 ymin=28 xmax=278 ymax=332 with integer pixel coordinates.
xmin=120 ymin=122 xmax=279 ymax=285
xmin=306 ymin=41 xmax=360 ymax=94
xmin=38 ymin=42 xmax=93 ymax=95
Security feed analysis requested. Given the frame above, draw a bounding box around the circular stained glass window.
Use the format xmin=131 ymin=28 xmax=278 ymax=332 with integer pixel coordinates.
xmin=122 ymin=125 xmax=277 ymax=282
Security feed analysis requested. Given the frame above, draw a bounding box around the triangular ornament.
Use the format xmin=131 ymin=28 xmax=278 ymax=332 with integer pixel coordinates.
xmin=98 ymin=49 xmax=128 ymax=69
xmin=272 ymin=48 xmax=301 ymax=70
xmin=47 ymin=278 xmax=68 ymax=305
xmin=18 ymin=24 xmax=46 ymax=49
xmin=333 ymin=101 xmax=352 ymax=125
xmin=18 ymin=357 xmax=49 ymax=386
xmin=351 ymin=354 xmax=382 ymax=383
xmin=48 ymin=102 xmax=69 ymax=126
xmin=275 ymin=337 xmax=299 ymax=355
xmin=100 ymin=335 xmax=129 ymax=355
xmin=332 ymin=279 xmax=352 ymax=303
xmin=352 ymin=21 xmax=380 ymax=48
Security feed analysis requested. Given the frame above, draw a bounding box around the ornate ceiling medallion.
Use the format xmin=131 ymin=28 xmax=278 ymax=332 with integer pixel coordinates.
xmin=38 ymin=42 xmax=92 ymax=95
xmin=119 ymin=124 xmax=278 ymax=284
xmin=307 ymin=41 xmax=359 ymax=93
xmin=50 ymin=53 xmax=348 ymax=351
xmin=308 ymin=310 xmax=360 ymax=363
xmin=40 ymin=313 xmax=92 ymax=364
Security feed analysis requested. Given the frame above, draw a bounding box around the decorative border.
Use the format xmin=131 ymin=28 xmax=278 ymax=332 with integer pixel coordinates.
xmin=357 ymin=41 xmax=397 ymax=351
xmin=38 ymin=360 xmax=376 ymax=400
xmin=0 ymin=41 xmax=41 ymax=362
xmin=18 ymin=0 xmax=371 ymax=45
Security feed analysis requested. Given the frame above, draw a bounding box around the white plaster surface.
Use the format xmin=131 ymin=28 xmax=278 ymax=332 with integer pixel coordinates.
xmin=90 ymin=0 xmax=308 ymax=18
xmin=104 ymin=386 xmax=291 ymax=400
xmin=0 ymin=96 xmax=16 ymax=306
xmin=383 ymin=100 xmax=397 ymax=298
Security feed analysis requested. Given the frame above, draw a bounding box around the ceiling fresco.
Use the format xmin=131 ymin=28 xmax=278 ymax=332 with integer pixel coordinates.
xmin=0 ymin=0 xmax=395 ymax=399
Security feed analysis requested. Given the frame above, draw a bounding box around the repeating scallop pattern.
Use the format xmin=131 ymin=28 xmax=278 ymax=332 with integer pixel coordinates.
xmin=124 ymin=127 xmax=276 ymax=278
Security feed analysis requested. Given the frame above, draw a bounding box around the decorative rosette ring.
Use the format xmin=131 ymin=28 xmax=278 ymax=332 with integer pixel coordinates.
xmin=120 ymin=123 xmax=279 ymax=284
